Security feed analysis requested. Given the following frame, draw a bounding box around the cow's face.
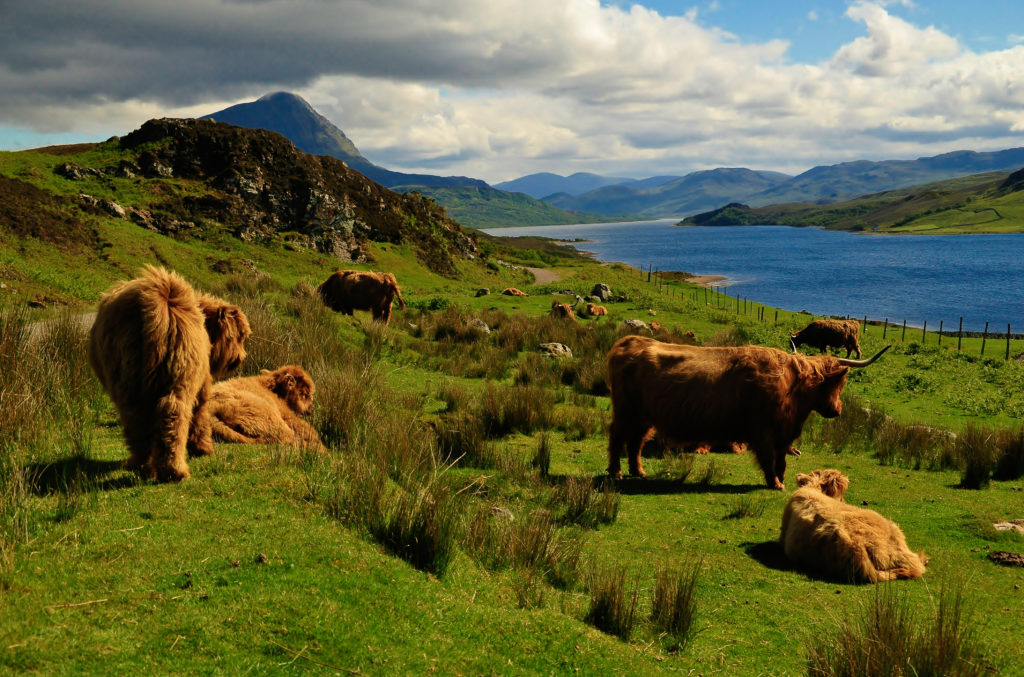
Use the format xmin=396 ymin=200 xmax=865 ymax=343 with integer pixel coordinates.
xmin=812 ymin=368 xmax=849 ymax=418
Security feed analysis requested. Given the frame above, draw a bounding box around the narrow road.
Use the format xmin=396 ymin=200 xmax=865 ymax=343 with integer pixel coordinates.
xmin=524 ymin=267 xmax=562 ymax=284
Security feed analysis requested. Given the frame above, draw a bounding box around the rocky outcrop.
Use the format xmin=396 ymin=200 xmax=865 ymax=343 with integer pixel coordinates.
xmin=56 ymin=118 xmax=477 ymax=276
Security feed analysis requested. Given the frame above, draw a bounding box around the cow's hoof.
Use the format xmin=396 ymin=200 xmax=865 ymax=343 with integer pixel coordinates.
xmin=772 ymin=478 xmax=785 ymax=490
xmin=608 ymin=470 xmax=623 ymax=480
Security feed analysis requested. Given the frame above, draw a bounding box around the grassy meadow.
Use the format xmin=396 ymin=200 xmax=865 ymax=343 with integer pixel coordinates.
xmin=2 ymin=172 xmax=1024 ymax=673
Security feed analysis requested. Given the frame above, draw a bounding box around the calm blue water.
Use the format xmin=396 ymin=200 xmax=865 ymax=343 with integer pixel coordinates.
xmin=483 ymin=219 xmax=1024 ymax=332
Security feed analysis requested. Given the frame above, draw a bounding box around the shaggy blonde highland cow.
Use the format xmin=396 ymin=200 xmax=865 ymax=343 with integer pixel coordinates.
xmin=780 ymin=469 xmax=929 ymax=583
xmin=208 ymin=365 xmax=326 ymax=452
xmin=89 ymin=266 xmax=250 ymax=481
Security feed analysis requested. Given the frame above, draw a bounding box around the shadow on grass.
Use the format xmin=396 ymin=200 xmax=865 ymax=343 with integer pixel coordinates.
xmin=744 ymin=540 xmax=793 ymax=574
xmin=744 ymin=539 xmax=868 ymax=585
xmin=590 ymin=475 xmax=767 ymax=495
xmin=25 ymin=454 xmax=139 ymax=496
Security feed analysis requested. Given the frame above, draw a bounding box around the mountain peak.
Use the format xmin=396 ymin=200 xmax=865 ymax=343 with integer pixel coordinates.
xmin=201 ymin=92 xmax=365 ymax=164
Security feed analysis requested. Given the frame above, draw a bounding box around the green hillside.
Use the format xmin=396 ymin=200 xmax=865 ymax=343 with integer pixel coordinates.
xmin=397 ymin=184 xmax=603 ymax=229
xmin=2 ymin=137 xmax=1024 ymax=675
xmin=681 ymin=171 xmax=1024 ymax=234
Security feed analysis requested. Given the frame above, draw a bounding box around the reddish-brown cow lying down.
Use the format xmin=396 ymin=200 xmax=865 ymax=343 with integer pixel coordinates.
xmin=780 ymin=469 xmax=928 ymax=583
xmin=605 ymin=335 xmax=889 ymax=488
xmin=208 ymin=365 xmax=326 ymax=452
xmin=549 ymin=301 xmax=577 ymax=321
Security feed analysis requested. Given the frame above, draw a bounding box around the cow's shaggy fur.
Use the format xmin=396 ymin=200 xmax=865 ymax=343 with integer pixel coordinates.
xmin=549 ymin=301 xmax=577 ymax=321
xmin=501 ymin=287 xmax=528 ymax=297
xmin=584 ymin=302 xmax=608 ymax=317
xmin=605 ymin=336 xmax=885 ymax=488
xmin=318 ymin=270 xmax=406 ymax=325
xmin=209 ymin=365 xmax=326 ymax=452
xmin=792 ymin=319 xmax=861 ymax=358
xmin=88 ymin=266 xmax=250 ymax=482
xmin=780 ymin=469 xmax=928 ymax=583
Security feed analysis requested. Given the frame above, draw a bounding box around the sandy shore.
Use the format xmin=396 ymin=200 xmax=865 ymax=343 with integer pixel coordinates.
xmin=685 ymin=274 xmax=728 ymax=286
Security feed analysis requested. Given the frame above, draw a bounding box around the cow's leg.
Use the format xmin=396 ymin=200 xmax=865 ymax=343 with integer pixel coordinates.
xmin=627 ymin=426 xmax=653 ymax=477
xmin=187 ymin=379 xmax=215 ymax=457
xmin=752 ymin=440 xmax=783 ymax=490
xmin=607 ymin=419 xmax=625 ymax=478
xmin=773 ymin=447 xmax=789 ymax=489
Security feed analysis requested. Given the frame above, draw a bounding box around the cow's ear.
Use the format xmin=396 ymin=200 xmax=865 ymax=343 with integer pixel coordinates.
xmin=828 ymin=366 xmax=850 ymax=380
xmin=796 ymin=473 xmax=812 ymax=487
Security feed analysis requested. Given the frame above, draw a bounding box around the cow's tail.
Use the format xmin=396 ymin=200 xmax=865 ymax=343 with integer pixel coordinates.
xmin=138 ymin=266 xmax=200 ymax=379
xmin=390 ymin=275 xmax=406 ymax=311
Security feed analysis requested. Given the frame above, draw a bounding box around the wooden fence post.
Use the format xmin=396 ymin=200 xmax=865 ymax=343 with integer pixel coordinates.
xmin=883 ymin=319 xmax=888 ymax=340
xmin=863 ymin=315 xmax=867 ymax=334
xmin=774 ymin=310 xmax=778 ymax=324
xmin=938 ymin=320 xmax=943 ymax=348
xmin=958 ymin=317 xmax=963 ymax=351
xmin=901 ymin=319 xmax=907 ymax=341
xmin=982 ymin=322 xmax=989 ymax=356
xmin=922 ymin=321 xmax=927 ymax=343
xmin=1006 ymin=324 xmax=1011 ymax=360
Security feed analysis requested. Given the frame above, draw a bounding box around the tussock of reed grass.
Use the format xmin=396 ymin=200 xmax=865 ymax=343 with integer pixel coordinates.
xmin=585 ymin=565 xmax=639 ymax=641
xmin=805 ymin=585 xmax=991 ymax=677
xmin=651 ymin=560 xmax=701 ymax=652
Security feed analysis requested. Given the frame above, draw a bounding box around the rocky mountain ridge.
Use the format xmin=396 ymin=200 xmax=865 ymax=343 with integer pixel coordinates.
xmin=46 ymin=117 xmax=478 ymax=276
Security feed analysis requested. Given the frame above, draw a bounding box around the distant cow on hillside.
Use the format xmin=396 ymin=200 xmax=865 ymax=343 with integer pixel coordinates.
xmin=318 ymin=270 xmax=405 ymax=325
xmin=549 ymin=301 xmax=577 ymax=321
xmin=791 ymin=319 xmax=861 ymax=358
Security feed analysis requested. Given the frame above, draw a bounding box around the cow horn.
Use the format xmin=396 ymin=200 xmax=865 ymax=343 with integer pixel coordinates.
xmin=837 ymin=345 xmax=891 ymax=368
xmin=790 ymin=338 xmax=798 ymax=354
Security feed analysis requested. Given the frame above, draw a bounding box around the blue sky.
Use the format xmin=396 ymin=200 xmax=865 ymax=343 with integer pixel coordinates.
xmin=622 ymin=1 xmax=1023 ymax=61
xmin=2 ymin=1 xmax=1024 ymax=182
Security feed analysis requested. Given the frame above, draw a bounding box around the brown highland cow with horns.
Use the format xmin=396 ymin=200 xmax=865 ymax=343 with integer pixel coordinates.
xmin=88 ymin=266 xmax=250 ymax=482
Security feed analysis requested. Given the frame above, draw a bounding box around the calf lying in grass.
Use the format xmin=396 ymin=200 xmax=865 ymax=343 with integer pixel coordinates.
xmin=780 ymin=469 xmax=928 ymax=583
xmin=209 ymin=365 xmax=326 ymax=452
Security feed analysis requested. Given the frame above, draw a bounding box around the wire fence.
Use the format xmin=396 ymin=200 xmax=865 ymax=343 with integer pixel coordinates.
xmin=637 ymin=264 xmax=1024 ymax=361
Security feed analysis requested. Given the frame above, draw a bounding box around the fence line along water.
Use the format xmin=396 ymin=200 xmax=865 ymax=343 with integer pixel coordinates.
xmin=637 ymin=264 xmax=1024 ymax=361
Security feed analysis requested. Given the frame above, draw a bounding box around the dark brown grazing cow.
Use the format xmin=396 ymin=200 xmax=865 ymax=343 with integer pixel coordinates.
xmin=791 ymin=319 xmax=861 ymax=358
xmin=606 ymin=336 xmax=889 ymax=489
xmin=318 ymin=270 xmax=405 ymax=325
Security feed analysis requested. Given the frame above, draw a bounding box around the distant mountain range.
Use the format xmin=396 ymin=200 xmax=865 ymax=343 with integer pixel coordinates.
xmin=201 ymin=92 xmax=596 ymax=228
xmin=201 ymin=92 xmax=1024 ymax=227
xmin=494 ymin=172 xmax=635 ymax=198
xmin=543 ymin=168 xmax=792 ymax=218
xmin=680 ymin=169 xmax=1024 ymax=234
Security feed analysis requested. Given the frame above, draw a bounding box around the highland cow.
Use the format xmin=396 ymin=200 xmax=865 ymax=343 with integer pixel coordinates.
xmin=501 ymin=287 xmax=529 ymax=297
xmin=88 ymin=266 xmax=250 ymax=482
xmin=549 ymin=301 xmax=577 ymax=321
xmin=318 ymin=270 xmax=406 ymax=325
xmin=791 ymin=319 xmax=861 ymax=358
xmin=585 ymin=302 xmax=608 ymax=317
xmin=780 ymin=469 xmax=929 ymax=583
xmin=209 ymin=365 xmax=326 ymax=452
xmin=605 ymin=336 xmax=888 ymax=488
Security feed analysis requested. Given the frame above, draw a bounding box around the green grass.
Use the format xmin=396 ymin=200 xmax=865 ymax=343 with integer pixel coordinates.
xmin=2 ymin=191 xmax=1024 ymax=673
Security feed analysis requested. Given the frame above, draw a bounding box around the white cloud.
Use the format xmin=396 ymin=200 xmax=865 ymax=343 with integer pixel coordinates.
xmin=1 ymin=0 xmax=1024 ymax=182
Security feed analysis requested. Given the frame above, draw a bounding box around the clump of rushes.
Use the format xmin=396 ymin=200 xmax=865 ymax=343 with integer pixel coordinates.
xmin=805 ymin=584 xmax=992 ymax=677
xmin=584 ymin=565 xmax=640 ymax=641
xmin=957 ymin=424 xmax=1000 ymax=489
xmin=651 ymin=560 xmax=702 ymax=652
xmin=552 ymin=476 xmax=619 ymax=528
